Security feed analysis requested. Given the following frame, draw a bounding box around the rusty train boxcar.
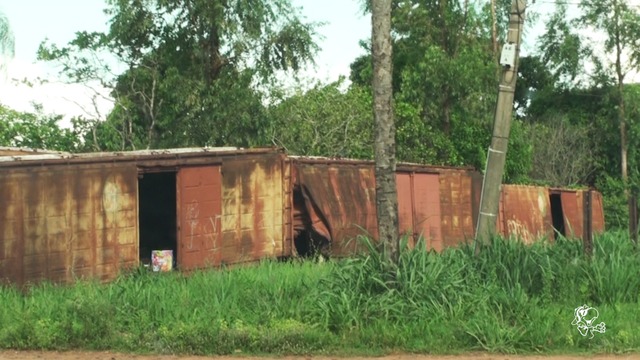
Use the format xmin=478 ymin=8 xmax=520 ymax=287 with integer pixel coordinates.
xmin=496 ymin=185 xmax=606 ymax=243
xmin=0 ymin=147 xmax=288 ymax=285
xmin=0 ymin=147 xmax=607 ymax=286
xmin=288 ymin=156 xmax=481 ymax=257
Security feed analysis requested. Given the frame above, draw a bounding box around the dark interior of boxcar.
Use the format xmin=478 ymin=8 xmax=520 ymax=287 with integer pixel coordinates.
xmin=550 ymin=193 xmax=566 ymax=239
xmin=138 ymin=172 xmax=178 ymax=267
xmin=292 ymin=186 xmax=330 ymax=258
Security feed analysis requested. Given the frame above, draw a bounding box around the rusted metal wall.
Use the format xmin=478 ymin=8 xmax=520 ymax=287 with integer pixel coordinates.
xmin=295 ymin=163 xmax=378 ymax=256
xmin=292 ymin=160 xmax=474 ymax=255
xmin=0 ymin=147 xmax=610 ymax=285
xmin=438 ymin=170 xmax=478 ymax=248
xmin=282 ymin=158 xmax=294 ymax=258
xmin=218 ymin=154 xmax=286 ymax=264
xmin=397 ymin=172 xmax=443 ymax=251
xmin=494 ymin=186 xmax=606 ymax=243
xmin=560 ymin=191 xmax=583 ymax=238
xmin=497 ymin=185 xmax=554 ymax=244
xmin=559 ymin=190 xmax=606 ymax=239
xmin=177 ymin=166 xmax=223 ymax=270
xmin=0 ymin=165 xmax=138 ymax=285
xmin=591 ymin=191 xmax=606 ymax=233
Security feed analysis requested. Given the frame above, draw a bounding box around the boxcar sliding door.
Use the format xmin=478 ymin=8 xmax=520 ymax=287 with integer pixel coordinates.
xmin=177 ymin=166 xmax=222 ymax=270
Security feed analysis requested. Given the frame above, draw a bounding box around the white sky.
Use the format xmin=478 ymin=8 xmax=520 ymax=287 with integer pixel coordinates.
xmin=0 ymin=0 xmax=557 ymax=121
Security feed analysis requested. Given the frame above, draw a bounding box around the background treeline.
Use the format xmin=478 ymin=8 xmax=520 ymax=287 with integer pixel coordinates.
xmin=2 ymin=0 xmax=640 ymax=229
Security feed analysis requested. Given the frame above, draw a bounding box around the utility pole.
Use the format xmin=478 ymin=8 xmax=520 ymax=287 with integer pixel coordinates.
xmin=475 ymin=0 xmax=527 ymax=254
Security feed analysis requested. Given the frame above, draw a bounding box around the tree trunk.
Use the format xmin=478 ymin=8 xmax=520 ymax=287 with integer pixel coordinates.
xmin=613 ymin=0 xmax=635 ymax=243
xmin=371 ymin=0 xmax=399 ymax=262
xmin=491 ymin=0 xmax=498 ymax=55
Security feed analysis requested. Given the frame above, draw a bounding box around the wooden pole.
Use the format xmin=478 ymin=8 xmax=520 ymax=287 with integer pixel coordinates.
xmin=583 ymin=189 xmax=593 ymax=258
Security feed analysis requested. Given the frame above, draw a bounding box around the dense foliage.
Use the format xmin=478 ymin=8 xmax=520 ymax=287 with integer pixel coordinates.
xmin=2 ymin=0 xmax=640 ymax=228
xmin=36 ymin=0 xmax=320 ymax=150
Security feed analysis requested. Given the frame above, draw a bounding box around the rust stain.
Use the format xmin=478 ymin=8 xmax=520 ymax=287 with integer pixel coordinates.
xmin=396 ymin=173 xmax=414 ymax=242
xmin=294 ymin=162 xmax=468 ymax=256
xmin=295 ymin=163 xmax=378 ymax=257
xmin=0 ymin=165 xmax=138 ymax=286
xmin=412 ymin=173 xmax=443 ymax=251
xmin=219 ymin=154 xmax=284 ymax=265
xmin=498 ymin=185 xmax=553 ymax=244
xmin=439 ymin=170 xmax=476 ymax=248
xmin=560 ymin=191 xmax=582 ymax=238
xmin=591 ymin=191 xmax=606 ymax=233
xmin=557 ymin=189 xmax=605 ymax=239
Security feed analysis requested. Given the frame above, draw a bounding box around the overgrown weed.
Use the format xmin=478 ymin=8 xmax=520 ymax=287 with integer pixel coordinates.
xmin=0 ymin=231 xmax=639 ymax=354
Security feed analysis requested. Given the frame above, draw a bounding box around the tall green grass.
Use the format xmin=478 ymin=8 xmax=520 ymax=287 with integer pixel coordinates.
xmin=1 ymin=232 xmax=640 ymax=355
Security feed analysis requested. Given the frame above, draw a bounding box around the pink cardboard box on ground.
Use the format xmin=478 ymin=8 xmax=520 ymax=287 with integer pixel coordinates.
xmin=151 ymin=250 xmax=173 ymax=272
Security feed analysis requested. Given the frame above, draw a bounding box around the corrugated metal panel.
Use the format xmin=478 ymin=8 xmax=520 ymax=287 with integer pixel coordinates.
xmin=560 ymin=191 xmax=582 ymax=238
xmin=296 ymin=163 xmax=378 ymax=256
xmin=439 ymin=170 xmax=476 ymax=248
xmin=220 ymin=154 xmax=285 ymax=264
xmin=0 ymin=165 xmax=138 ymax=285
xmin=591 ymin=191 xmax=606 ymax=233
xmin=177 ymin=166 xmax=222 ymax=270
xmin=412 ymin=173 xmax=443 ymax=251
xmin=398 ymin=173 xmax=443 ymax=250
xmin=558 ymin=189 xmax=606 ymax=239
xmin=396 ymin=173 xmax=414 ymax=242
xmin=499 ymin=185 xmax=553 ymax=243
xmin=296 ymin=163 xmax=453 ymax=255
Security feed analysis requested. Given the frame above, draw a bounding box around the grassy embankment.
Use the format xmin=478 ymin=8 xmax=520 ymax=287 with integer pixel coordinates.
xmin=1 ymin=231 xmax=640 ymax=355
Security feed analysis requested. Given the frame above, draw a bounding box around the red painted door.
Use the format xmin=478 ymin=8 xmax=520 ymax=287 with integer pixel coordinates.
xmin=396 ymin=172 xmax=442 ymax=251
xmin=412 ymin=173 xmax=443 ymax=251
xmin=177 ymin=166 xmax=222 ymax=270
xmin=396 ymin=173 xmax=414 ymax=242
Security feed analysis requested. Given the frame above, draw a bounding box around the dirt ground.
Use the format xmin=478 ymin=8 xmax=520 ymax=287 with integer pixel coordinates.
xmin=1 ymin=352 xmax=640 ymax=360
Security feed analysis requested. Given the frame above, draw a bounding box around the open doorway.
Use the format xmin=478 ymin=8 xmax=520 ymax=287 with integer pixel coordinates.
xmin=138 ymin=172 xmax=177 ymax=268
xmin=550 ymin=193 xmax=565 ymax=239
xmin=292 ymin=187 xmax=330 ymax=259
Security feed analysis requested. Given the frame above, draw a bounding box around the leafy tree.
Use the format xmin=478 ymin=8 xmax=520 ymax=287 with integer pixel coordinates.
xmin=38 ymin=0 xmax=320 ymax=150
xmin=0 ymin=104 xmax=85 ymax=152
xmin=578 ymin=0 xmax=640 ymax=236
xmin=267 ymin=79 xmax=374 ymax=159
xmin=536 ymin=3 xmax=588 ymax=88
xmin=530 ymin=1 xmax=640 ymax=229
xmin=0 ymin=10 xmax=14 ymax=77
xmin=580 ymin=0 xmax=640 ymax=174
xmin=350 ymin=0 xmax=533 ymax=182
xmin=514 ymin=55 xmax=554 ymax=117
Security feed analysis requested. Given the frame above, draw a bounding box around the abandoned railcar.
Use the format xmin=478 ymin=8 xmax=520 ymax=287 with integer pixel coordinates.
xmin=288 ymin=156 xmax=483 ymax=256
xmin=0 ymin=147 xmax=606 ymax=286
xmin=288 ymin=156 xmax=606 ymax=256
xmin=0 ymin=147 xmax=289 ymax=285
xmin=497 ymin=185 xmax=605 ymax=243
